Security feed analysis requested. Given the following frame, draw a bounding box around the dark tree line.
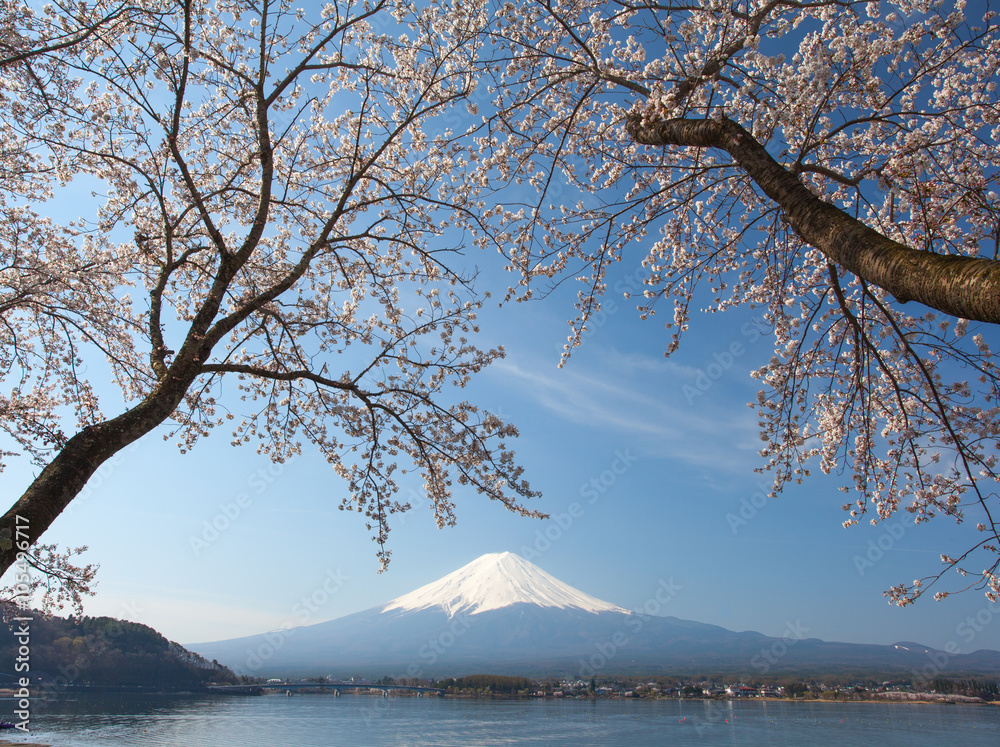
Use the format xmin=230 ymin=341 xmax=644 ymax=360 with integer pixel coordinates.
xmin=434 ymin=674 xmax=535 ymax=694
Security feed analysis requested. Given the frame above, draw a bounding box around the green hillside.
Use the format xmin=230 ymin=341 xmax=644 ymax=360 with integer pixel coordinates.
xmin=0 ymin=613 xmax=242 ymax=690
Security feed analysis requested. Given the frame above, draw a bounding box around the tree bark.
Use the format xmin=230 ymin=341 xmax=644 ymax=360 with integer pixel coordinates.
xmin=625 ymin=114 xmax=1000 ymax=324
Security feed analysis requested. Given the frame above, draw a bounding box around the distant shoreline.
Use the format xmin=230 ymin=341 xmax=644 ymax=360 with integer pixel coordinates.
xmin=422 ymin=691 xmax=1000 ymax=705
xmin=5 ymin=684 xmax=998 ymax=707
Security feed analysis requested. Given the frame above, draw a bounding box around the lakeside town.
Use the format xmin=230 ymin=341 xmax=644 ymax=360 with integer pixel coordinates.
xmin=249 ymin=674 xmax=1000 ymax=704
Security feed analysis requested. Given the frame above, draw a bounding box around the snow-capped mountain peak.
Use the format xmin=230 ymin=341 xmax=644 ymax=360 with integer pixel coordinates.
xmin=381 ymin=551 xmax=630 ymax=618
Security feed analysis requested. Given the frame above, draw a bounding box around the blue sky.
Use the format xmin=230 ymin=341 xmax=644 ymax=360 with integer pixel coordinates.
xmin=10 ymin=238 xmax=1000 ymax=664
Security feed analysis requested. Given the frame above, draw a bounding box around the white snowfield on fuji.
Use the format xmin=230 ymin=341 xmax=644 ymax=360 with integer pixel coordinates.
xmin=381 ymin=551 xmax=631 ymax=618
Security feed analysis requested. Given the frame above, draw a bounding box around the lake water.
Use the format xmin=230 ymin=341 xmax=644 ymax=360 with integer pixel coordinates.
xmin=8 ymin=693 xmax=1000 ymax=746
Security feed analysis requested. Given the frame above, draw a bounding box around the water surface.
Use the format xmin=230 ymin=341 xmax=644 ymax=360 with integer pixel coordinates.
xmin=10 ymin=693 xmax=1000 ymax=746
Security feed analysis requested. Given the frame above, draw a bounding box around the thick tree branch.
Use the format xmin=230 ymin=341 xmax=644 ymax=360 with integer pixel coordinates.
xmin=626 ymin=114 xmax=1000 ymax=324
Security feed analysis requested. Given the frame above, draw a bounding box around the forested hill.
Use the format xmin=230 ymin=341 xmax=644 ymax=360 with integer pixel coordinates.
xmin=0 ymin=614 xmax=242 ymax=690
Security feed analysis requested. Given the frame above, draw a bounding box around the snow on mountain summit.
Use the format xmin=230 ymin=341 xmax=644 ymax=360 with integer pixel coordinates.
xmin=381 ymin=551 xmax=630 ymax=618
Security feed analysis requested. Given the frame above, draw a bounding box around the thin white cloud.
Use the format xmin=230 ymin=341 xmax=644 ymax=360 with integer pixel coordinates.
xmin=491 ymin=348 xmax=761 ymax=470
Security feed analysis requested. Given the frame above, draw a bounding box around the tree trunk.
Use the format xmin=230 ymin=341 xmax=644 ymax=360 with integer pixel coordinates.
xmin=0 ymin=383 xmax=189 ymax=578
xmin=625 ymin=114 xmax=1000 ymax=324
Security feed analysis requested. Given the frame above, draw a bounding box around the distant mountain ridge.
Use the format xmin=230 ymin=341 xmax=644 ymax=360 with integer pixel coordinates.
xmin=190 ymin=552 xmax=1000 ymax=680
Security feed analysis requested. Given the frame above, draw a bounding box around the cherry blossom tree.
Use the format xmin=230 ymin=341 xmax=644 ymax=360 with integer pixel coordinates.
xmin=0 ymin=0 xmax=543 ymax=594
xmin=476 ymin=0 xmax=1000 ymax=603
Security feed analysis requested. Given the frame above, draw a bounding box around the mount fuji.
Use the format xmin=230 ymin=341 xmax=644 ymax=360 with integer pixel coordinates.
xmin=190 ymin=552 xmax=1000 ymax=679
xmin=381 ymin=550 xmax=631 ymax=618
